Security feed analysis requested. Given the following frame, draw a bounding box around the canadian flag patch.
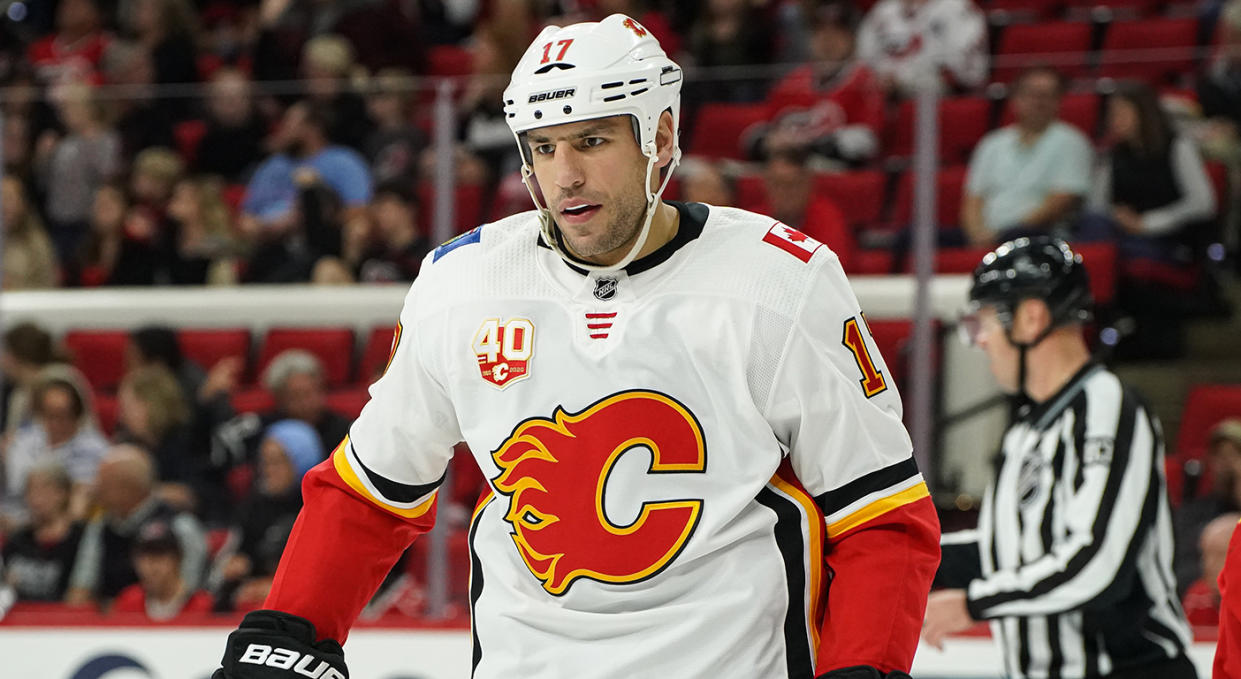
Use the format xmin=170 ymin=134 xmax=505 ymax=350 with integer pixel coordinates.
xmin=762 ymin=222 xmax=822 ymax=263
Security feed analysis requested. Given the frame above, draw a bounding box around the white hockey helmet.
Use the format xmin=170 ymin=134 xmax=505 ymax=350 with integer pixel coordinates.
xmin=502 ymin=13 xmax=683 ymax=271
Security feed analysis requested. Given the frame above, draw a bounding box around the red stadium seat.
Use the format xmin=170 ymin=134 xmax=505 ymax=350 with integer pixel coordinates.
xmin=231 ymin=387 xmax=276 ymax=415
xmin=359 ymin=326 xmax=398 ymax=385
xmin=1167 ymin=384 xmax=1241 ymax=502
xmin=935 ymin=247 xmax=994 ymax=274
xmin=1098 ymin=18 xmax=1199 ymax=83
xmin=426 ymin=45 xmax=474 ymax=78
xmin=417 ymin=183 xmax=486 ymax=235
xmin=1177 ymin=385 xmax=1241 ymax=460
xmin=63 ymin=330 xmax=129 ymax=392
xmin=999 ymin=92 xmax=1100 ymax=138
xmin=173 ymin=119 xmax=207 ymax=165
xmin=892 ymin=166 xmax=969 ymax=230
xmin=851 ymin=249 xmax=895 ymax=274
xmin=1070 ymin=241 xmax=1118 ymax=306
xmin=326 ymin=387 xmax=370 ymax=419
xmin=257 ymin=327 xmax=356 ymax=388
xmin=178 ymin=328 xmax=250 ymax=373
xmin=884 ymin=97 xmax=991 ymax=164
xmin=94 ymin=392 xmax=118 ymax=436
xmin=864 ymin=319 xmax=941 ymax=393
xmin=814 ymin=170 xmax=887 ymax=229
xmin=993 ymin=22 xmax=1093 ymax=84
xmin=687 ymin=103 xmax=769 ymax=160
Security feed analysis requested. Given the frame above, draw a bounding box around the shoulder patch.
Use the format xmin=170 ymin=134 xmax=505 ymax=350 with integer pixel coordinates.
xmin=761 ymin=222 xmax=822 ymax=263
xmin=432 ymin=226 xmax=482 ymax=263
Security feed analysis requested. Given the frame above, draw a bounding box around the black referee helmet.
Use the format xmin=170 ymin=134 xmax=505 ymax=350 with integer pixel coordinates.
xmin=968 ymin=236 xmax=1093 ymax=343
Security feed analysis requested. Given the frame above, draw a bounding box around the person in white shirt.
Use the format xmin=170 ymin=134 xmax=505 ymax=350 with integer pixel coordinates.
xmin=962 ymin=67 xmax=1094 ymax=247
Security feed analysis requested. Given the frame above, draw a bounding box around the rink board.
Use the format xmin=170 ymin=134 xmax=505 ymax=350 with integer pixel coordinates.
xmin=0 ymin=627 xmax=1217 ymax=678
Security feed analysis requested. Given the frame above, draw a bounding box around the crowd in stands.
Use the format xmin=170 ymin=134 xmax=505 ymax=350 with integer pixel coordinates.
xmin=2 ymin=0 xmax=1241 ymax=626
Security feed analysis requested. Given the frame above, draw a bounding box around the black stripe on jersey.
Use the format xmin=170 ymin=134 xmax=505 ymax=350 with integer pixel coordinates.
xmin=1018 ymin=617 xmax=1032 ymax=677
xmin=971 ymin=400 xmax=1142 ymax=613
xmin=813 ymin=457 xmax=919 ymax=516
xmin=349 ymin=442 xmax=446 ymax=503
xmin=756 ymin=487 xmax=815 ymax=679
xmin=469 ymin=497 xmax=494 ymax=677
xmin=1047 ymin=614 xmax=1063 ymax=679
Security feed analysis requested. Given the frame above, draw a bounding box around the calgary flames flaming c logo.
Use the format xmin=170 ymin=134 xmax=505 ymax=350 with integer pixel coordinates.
xmin=491 ymin=390 xmax=706 ymax=595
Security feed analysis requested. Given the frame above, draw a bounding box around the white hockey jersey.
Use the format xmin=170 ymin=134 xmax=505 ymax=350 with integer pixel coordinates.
xmin=318 ymin=202 xmax=935 ymax=678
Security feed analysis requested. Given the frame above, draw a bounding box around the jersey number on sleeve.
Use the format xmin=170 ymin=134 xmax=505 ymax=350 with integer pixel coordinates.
xmin=842 ymin=315 xmax=888 ymax=398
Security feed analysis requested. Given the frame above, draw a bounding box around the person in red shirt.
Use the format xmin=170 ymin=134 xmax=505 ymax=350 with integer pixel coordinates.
xmin=755 ymin=149 xmax=854 ymax=271
xmin=1182 ymin=512 xmax=1241 ymax=626
xmin=26 ymin=0 xmax=110 ymax=86
xmin=112 ymin=520 xmax=213 ymax=621
xmin=745 ymin=2 xmax=883 ymax=168
xmin=1219 ymin=515 xmax=1241 ymax=678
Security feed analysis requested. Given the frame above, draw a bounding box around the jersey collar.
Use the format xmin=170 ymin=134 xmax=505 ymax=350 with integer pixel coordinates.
xmin=1023 ymin=359 xmax=1104 ymax=430
xmin=537 ymin=201 xmax=708 ymax=277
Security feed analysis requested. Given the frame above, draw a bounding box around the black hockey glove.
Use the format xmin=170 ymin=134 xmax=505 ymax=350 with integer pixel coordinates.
xmin=817 ymin=666 xmax=914 ymax=679
xmin=214 ymin=610 xmax=349 ymax=679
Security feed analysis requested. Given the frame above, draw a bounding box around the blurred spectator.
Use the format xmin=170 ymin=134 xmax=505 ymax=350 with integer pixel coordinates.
xmin=679 ymin=158 xmax=735 ymax=207
xmin=112 ymin=520 xmax=213 ymax=619
xmin=364 ymin=68 xmax=427 ymax=186
xmin=1176 ymin=419 xmax=1241 ymax=595
xmin=329 ymin=0 xmax=426 ymax=74
xmin=102 ymin=41 xmax=176 ymax=158
xmin=1 ymin=176 xmax=59 ymax=290
xmin=1 ymin=322 xmax=61 ymax=435
xmin=115 ymin=364 xmax=200 ymax=512
xmin=3 ymin=110 xmax=35 ymax=183
xmin=1083 ymin=82 xmax=1216 ymax=267
xmin=251 ymin=0 xmax=422 ymax=83
xmin=457 ymin=24 xmax=527 ymax=185
xmin=1199 ymin=1 xmax=1241 ymax=144
xmin=164 ymin=176 xmax=242 ymax=285
xmin=687 ymin=0 xmax=774 ymax=103
xmin=1183 ymin=512 xmax=1241 ymax=626
xmin=33 ymin=82 xmax=122 ymax=263
xmin=195 ymin=67 xmax=268 ymax=182
xmin=1 ymin=463 xmax=84 ymax=602
xmin=65 ymin=445 xmax=207 ymax=607
xmin=69 ymin=182 xmax=155 ymax=286
xmin=240 ymin=101 xmax=372 ymax=239
xmin=211 ymin=419 xmax=320 ymax=611
xmin=125 ymin=326 xmax=205 ymax=408
xmin=26 ymin=0 xmax=111 ymax=85
xmin=962 ymin=67 xmax=1092 ymax=247
xmin=212 ymin=349 xmax=347 ymax=472
xmin=130 ymin=146 xmax=184 ymax=213
xmin=3 ymin=367 xmax=107 ymax=525
xmin=123 ymin=0 xmax=199 ymax=93
xmin=301 ymin=34 xmax=372 ymax=152
xmin=745 ymin=2 xmax=882 ymax=168
xmin=755 ymin=150 xmax=854 ymax=270
xmin=353 ymin=180 xmax=429 ymax=283
xmin=856 ymin=0 xmax=988 ymax=97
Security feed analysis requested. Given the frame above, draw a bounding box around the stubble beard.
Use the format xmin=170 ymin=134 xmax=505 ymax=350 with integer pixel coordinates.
xmin=559 ymin=175 xmax=651 ymax=261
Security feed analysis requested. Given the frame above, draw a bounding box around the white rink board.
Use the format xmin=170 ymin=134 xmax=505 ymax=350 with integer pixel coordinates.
xmin=0 ymin=628 xmax=1216 ymax=678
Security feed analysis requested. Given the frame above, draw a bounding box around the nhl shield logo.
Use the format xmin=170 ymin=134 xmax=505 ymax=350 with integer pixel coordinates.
xmin=593 ymin=277 xmax=618 ymax=301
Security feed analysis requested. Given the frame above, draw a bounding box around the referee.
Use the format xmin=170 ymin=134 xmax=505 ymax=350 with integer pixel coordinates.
xmin=922 ymin=237 xmax=1195 ymax=679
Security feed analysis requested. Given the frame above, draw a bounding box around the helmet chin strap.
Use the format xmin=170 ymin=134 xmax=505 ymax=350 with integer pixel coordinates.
xmin=520 ymin=140 xmax=681 ymax=273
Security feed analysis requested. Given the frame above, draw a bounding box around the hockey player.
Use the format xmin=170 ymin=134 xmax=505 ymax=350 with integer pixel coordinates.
xmin=215 ymin=14 xmax=939 ymax=679
xmin=925 ymin=238 xmax=1195 ymax=679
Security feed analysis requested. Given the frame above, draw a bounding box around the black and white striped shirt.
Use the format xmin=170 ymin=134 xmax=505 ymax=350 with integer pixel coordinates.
xmin=939 ymin=362 xmax=1192 ymax=679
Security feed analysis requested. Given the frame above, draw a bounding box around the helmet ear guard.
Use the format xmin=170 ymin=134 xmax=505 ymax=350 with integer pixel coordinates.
xmin=502 ymin=14 xmax=683 ymax=271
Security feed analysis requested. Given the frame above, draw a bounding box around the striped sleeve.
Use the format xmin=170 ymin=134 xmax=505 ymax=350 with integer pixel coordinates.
xmin=764 ymin=253 xmax=939 ymax=673
xmin=966 ymin=379 xmax=1161 ymax=619
xmin=936 ymin=530 xmax=983 ymax=589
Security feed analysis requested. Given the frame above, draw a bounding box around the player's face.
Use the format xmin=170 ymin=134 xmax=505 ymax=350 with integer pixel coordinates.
xmin=526 ymin=115 xmax=650 ymax=265
xmin=972 ymin=306 xmax=1022 ymax=394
